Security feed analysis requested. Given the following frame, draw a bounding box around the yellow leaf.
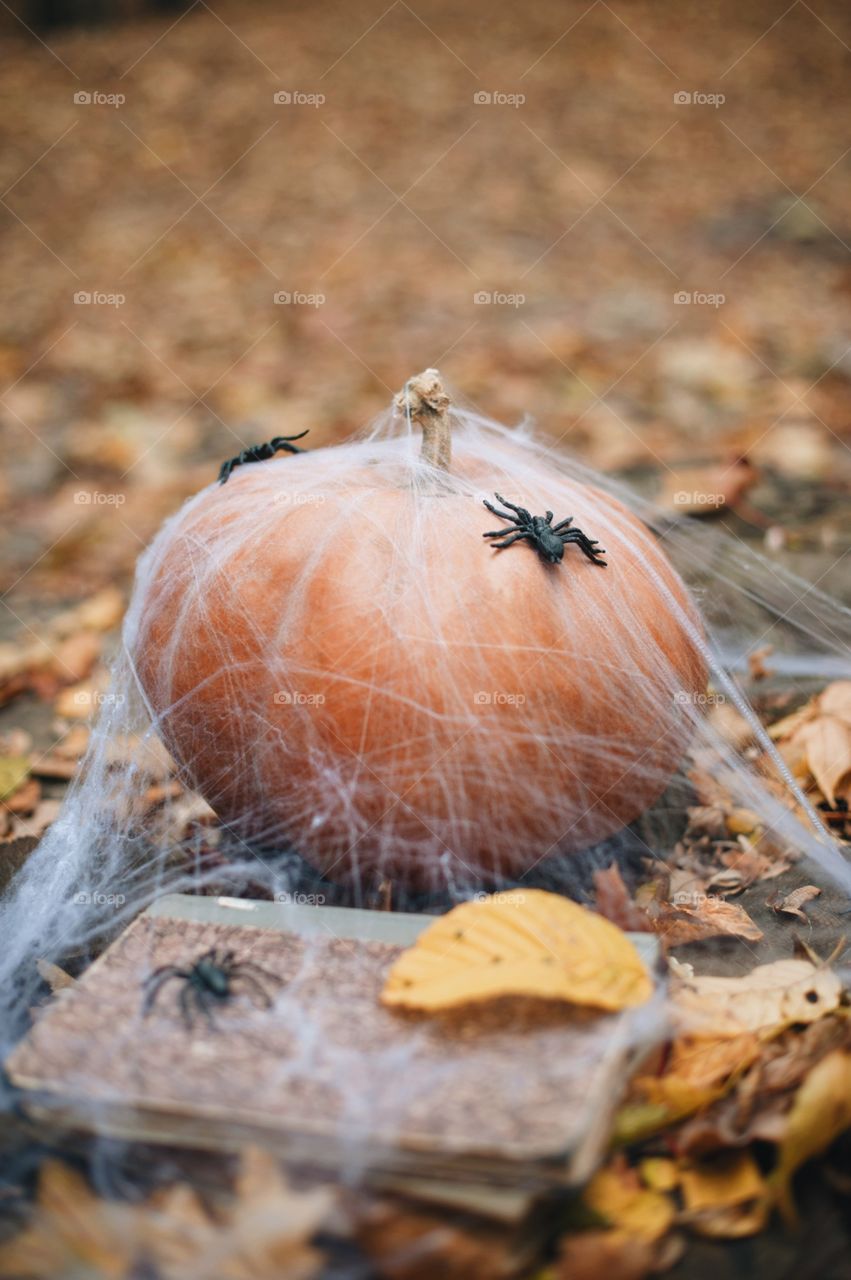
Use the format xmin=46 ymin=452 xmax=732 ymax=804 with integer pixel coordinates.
xmin=678 ymin=1153 xmax=769 ymax=1241
xmin=640 ymin=1158 xmax=679 ymax=1192
xmin=381 ymin=890 xmax=653 ymax=1013
xmin=0 ymin=755 xmax=29 ymax=802
xmin=632 ymin=1032 xmax=760 ymax=1125
xmin=726 ymin=807 xmax=762 ymax=836
xmin=583 ymin=1164 xmax=675 ymax=1243
xmin=773 ymin=1050 xmax=851 ymax=1225
xmin=680 ymin=1151 xmax=766 ymax=1220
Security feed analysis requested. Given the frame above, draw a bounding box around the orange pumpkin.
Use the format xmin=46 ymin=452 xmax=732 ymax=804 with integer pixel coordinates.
xmin=130 ymin=371 xmax=705 ymax=888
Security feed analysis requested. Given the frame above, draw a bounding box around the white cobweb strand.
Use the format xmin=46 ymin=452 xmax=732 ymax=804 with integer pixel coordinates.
xmin=0 ymin=398 xmax=849 ymax=1043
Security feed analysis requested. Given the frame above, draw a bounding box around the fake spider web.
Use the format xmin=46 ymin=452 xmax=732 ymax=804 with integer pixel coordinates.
xmin=0 ymin=374 xmax=849 ymax=1048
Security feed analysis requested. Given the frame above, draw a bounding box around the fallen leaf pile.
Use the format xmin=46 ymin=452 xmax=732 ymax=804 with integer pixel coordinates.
xmin=381 ymin=889 xmax=654 ymax=1013
xmin=0 ymin=1148 xmax=334 ymax=1280
xmin=566 ymin=945 xmax=851 ymax=1277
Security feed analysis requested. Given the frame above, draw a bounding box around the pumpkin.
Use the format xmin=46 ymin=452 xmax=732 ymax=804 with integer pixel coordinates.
xmin=129 ymin=370 xmax=705 ymax=889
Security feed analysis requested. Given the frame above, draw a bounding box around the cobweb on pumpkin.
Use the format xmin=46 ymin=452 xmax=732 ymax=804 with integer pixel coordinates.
xmin=0 ymin=380 xmax=849 ymax=1049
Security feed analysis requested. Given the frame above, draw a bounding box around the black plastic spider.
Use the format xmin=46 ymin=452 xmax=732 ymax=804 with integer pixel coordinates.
xmin=217 ymin=431 xmax=309 ymax=484
xmin=482 ymin=493 xmax=607 ymax=567
xmin=141 ymin=947 xmax=278 ymax=1028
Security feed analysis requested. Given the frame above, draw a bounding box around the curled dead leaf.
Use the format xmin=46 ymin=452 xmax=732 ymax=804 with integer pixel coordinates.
xmin=774 ymin=884 xmax=821 ymax=921
xmin=650 ymin=894 xmax=763 ymax=948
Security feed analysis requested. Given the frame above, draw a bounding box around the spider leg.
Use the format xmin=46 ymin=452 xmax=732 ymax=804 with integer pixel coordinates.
xmin=482 ymin=527 xmax=520 ymax=538
xmin=488 ymin=531 xmax=530 ymax=550
xmin=493 ymin=493 xmax=533 ymax=523
xmin=560 ymin=531 xmax=607 ymax=564
xmin=483 ymin=499 xmax=520 ymax=526
xmin=141 ymin=967 xmax=188 ymax=1015
xmin=218 ymin=458 xmax=236 ymax=484
xmin=563 ymin=530 xmax=606 ymax=554
xmin=232 ymin=960 xmax=279 ymax=984
xmin=231 ymin=972 xmax=274 ymax=1009
xmin=271 ymin=430 xmax=309 ymax=454
xmin=195 ymin=987 xmax=218 ymax=1030
xmin=545 ymin=511 xmax=554 ymax=524
xmin=552 ymin=516 xmax=575 ymax=532
xmin=179 ymin=983 xmax=196 ymax=1029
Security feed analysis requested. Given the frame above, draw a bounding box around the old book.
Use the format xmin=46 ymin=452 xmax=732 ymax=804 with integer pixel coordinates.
xmin=7 ymin=893 xmax=660 ymax=1212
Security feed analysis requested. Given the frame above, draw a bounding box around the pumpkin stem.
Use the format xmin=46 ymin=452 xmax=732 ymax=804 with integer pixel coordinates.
xmin=395 ymin=369 xmax=451 ymax=472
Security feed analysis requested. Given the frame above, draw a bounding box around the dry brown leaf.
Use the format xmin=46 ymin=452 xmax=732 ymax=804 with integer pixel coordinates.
xmin=714 ymin=844 xmax=791 ymax=889
xmin=356 ymin=1200 xmax=512 ymax=1280
xmin=747 ymin=645 xmax=774 ymax=681
xmin=0 ymin=1161 xmax=137 ymax=1279
xmin=555 ymin=1230 xmax=661 ymax=1280
xmin=818 ymin=680 xmax=851 ymax=726
xmin=382 ymin=890 xmax=653 ymax=1013
xmin=774 ymin=884 xmax=821 ymax=920
xmin=799 ymin=716 xmax=851 ymax=807
xmin=768 ymin=683 xmax=851 ymax=808
xmin=153 ymin=1147 xmax=332 ymax=1280
xmin=593 ymin=863 xmax=653 ymax=933
xmin=29 ymin=755 xmax=79 ymax=781
xmin=651 ymin=895 xmax=763 ymax=948
xmin=674 ymin=959 xmax=842 ymax=1036
xmin=0 ymin=1149 xmax=333 ymax=1280
xmin=772 ymin=1050 xmax=851 ymax=1224
xmin=4 ymin=776 xmax=40 ymax=815
xmin=55 ymin=678 xmax=108 ymax=720
xmin=706 ymin=701 xmax=755 ymax=751
xmin=655 ymin=457 xmax=757 ymax=517
xmin=35 ymin=958 xmax=76 ymax=993
xmin=633 ymin=1032 xmax=761 ymax=1123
